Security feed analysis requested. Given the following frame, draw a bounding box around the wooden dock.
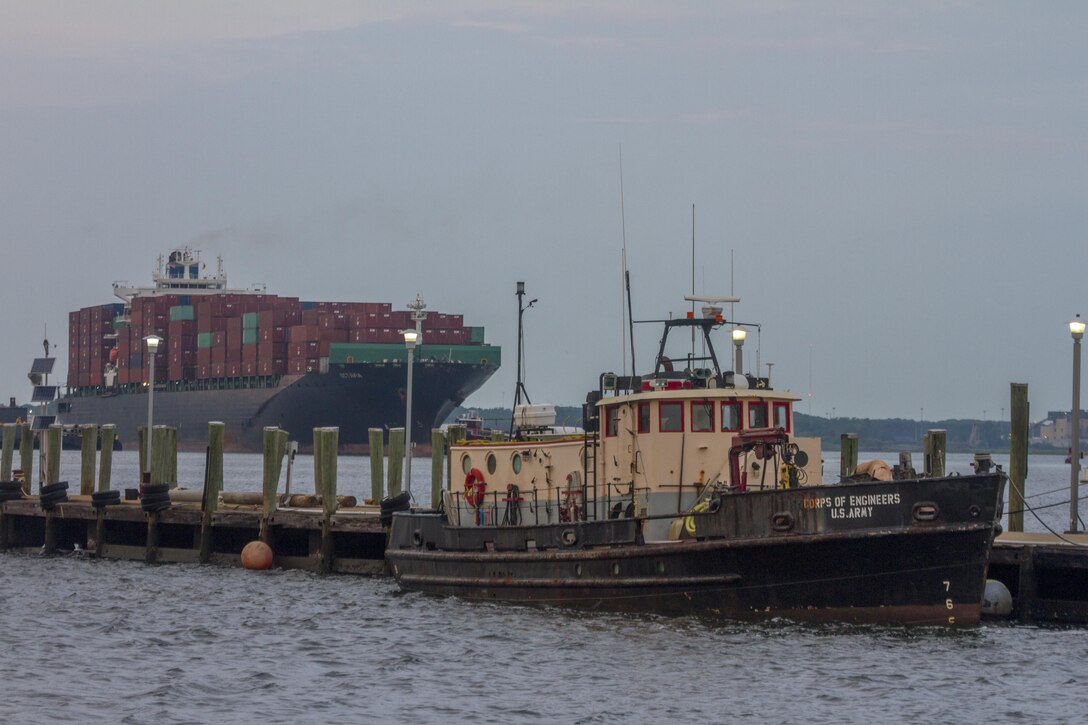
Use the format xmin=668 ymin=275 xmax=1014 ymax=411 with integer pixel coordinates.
xmin=0 ymin=495 xmax=387 ymax=574
xmin=988 ymin=532 xmax=1088 ymax=624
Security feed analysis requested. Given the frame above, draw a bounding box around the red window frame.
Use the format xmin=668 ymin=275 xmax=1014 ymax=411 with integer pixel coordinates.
xmin=637 ymin=402 xmax=651 ymax=433
xmin=748 ymin=401 xmax=768 ymax=429
xmin=773 ymin=401 xmax=791 ymax=432
xmin=659 ymin=401 xmax=684 ymax=433
xmin=605 ymin=405 xmax=620 ymax=437
xmin=721 ymin=400 xmax=741 ymax=432
xmin=691 ymin=400 xmax=713 ymax=432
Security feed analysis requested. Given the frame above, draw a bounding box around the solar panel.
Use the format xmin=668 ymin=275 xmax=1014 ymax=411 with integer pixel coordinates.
xmin=31 ymin=415 xmax=55 ymax=430
xmin=31 ymin=385 xmax=57 ymax=402
xmin=30 ymin=358 xmax=55 ymax=374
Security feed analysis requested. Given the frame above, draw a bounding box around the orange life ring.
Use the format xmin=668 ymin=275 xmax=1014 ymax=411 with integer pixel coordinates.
xmin=464 ymin=467 xmax=486 ymax=508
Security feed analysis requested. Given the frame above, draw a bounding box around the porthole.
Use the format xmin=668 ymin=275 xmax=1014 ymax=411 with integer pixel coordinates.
xmin=461 ymin=454 xmax=473 ymax=475
xmin=611 ymin=563 xmax=621 ymax=576
xmin=511 ymin=453 xmax=522 ymax=474
xmin=574 ymin=563 xmax=583 ymax=577
xmin=486 ymin=453 xmax=497 ymax=475
xmin=656 ymin=561 xmax=666 ymax=574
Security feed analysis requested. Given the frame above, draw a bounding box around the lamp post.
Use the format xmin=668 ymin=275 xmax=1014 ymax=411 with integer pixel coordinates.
xmin=732 ymin=328 xmax=747 ymax=376
xmin=144 ymin=334 xmax=163 ymax=477
xmin=402 ymin=328 xmax=420 ymax=496
xmin=1069 ymin=314 xmax=1085 ymax=533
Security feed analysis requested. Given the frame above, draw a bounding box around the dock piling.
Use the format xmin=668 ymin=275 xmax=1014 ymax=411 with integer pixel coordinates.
xmin=314 ymin=427 xmax=339 ymax=573
xmin=1009 ymin=383 xmax=1029 ymax=533
xmin=1 ymin=424 xmax=14 ymax=482
xmin=18 ymin=423 xmax=32 ymax=494
xmin=387 ymin=428 xmax=404 ymax=498
xmin=199 ymin=422 xmax=225 ymax=563
xmin=840 ymin=433 xmax=858 ymax=480
xmin=923 ymin=429 xmax=947 ymax=478
xmin=98 ymin=425 xmax=115 ymax=493
xmin=260 ymin=427 xmax=288 ymax=543
xmin=431 ymin=429 xmax=444 ymax=508
xmin=368 ymin=428 xmax=384 ymax=504
xmin=46 ymin=424 xmax=62 ymax=486
xmin=80 ymin=424 xmax=96 ymax=496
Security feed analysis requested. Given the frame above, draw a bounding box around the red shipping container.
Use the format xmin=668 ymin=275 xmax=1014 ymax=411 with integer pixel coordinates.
xmin=196 ymin=364 xmax=211 ymax=379
xmin=226 ymin=362 xmax=241 ymax=377
xmin=258 ymin=326 xmax=286 ymax=343
xmin=241 ymin=361 xmax=257 ymax=376
xmin=242 ymin=345 xmax=258 ymax=363
xmin=258 ymin=359 xmax=286 ymax=376
xmin=211 ymin=345 xmax=226 ymax=364
xmin=258 ymin=341 xmax=287 ymax=360
xmin=212 ymin=331 xmax=226 ymax=346
xmin=197 ymin=348 xmax=212 ymax=366
xmin=211 ymin=363 xmax=225 ymax=377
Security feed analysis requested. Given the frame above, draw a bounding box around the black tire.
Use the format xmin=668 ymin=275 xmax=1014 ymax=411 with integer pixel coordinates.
xmin=380 ymin=491 xmax=411 ymax=511
xmin=0 ymin=491 xmax=24 ymax=502
xmin=91 ymin=490 xmax=121 ymax=501
xmin=139 ymin=493 xmax=170 ymax=506
xmin=0 ymin=481 xmax=23 ymax=492
xmin=141 ymin=499 xmax=171 ymax=514
xmin=141 ymin=483 xmax=170 ymax=496
xmin=40 ymin=481 xmax=69 ymax=496
xmin=39 ymin=490 xmax=68 ymax=505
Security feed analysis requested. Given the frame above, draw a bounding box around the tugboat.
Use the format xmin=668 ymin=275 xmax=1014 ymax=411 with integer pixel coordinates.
xmin=387 ymin=293 xmax=1005 ymax=626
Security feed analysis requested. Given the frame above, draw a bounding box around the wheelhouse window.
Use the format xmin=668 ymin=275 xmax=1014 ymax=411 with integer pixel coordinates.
xmin=691 ymin=400 xmax=713 ymax=432
xmin=748 ymin=401 xmax=768 ymax=429
xmin=773 ymin=401 xmax=791 ymax=432
xmin=605 ymin=405 xmax=620 ymax=437
xmin=659 ymin=401 xmax=684 ymax=432
xmin=721 ymin=400 xmax=741 ymax=432
xmin=637 ymin=402 xmax=650 ymax=433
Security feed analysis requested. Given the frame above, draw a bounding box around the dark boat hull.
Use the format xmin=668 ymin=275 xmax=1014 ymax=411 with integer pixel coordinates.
xmin=59 ymin=360 xmax=497 ymax=452
xmin=386 ymin=474 xmax=1005 ymax=626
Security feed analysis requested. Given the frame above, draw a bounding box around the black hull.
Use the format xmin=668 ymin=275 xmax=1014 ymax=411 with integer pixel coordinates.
xmin=386 ymin=474 xmax=1005 ymax=626
xmin=59 ymin=361 xmax=497 ymax=452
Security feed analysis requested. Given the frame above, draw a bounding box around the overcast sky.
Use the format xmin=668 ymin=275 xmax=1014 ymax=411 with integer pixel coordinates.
xmin=2 ymin=1 xmax=1086 ymax=423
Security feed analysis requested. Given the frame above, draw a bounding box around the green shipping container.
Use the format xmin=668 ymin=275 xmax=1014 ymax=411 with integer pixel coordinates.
xmin=469 ymin=326 xmax=485 ymax=344
xmin=169 ymin=305 xmax=195 ymax=321
xmin=242 ymin=328 xmax=259 ymax=345
xmin=242 ymin=312 xmax=260 ymax=329
xmin=197 ymin=332 xmax=214 ymax=349
xmin=328 ymin=343 xmax=501 ymax=368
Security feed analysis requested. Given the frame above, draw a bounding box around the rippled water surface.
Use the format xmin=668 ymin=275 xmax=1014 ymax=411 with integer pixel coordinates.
xmin=1 ymin=451 xmax=1086 ymax=723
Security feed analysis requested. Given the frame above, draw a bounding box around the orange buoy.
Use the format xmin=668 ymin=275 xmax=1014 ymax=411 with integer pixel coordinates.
xmin=241 ymin=540 xmax=274 ymax=570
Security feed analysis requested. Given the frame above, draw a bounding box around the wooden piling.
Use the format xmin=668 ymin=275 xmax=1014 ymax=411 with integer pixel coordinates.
xmin=840 ymin=433 xmax=858 ymax=480
xmin=46 ymin=424 xmax=62 ymax=486
xmin=80 ymin=424 xmax=96 ymax=495
xmin=924 ymin=429 xmax=947 ymax=478
xmin=431 ymin=429 xmax=444 ymax=508
xmin=314 ymin=427 xmax=339 ymax=573
xmin=199 ymin=422 xmax=225 ymax=563
xmin=18 ymin=423 xmax=32 ymax=494
xmin=43 ymin=512 xmax=57 ymax=555
xmin=260 ymin=427 xmax=288 ymax=543
xmin=151 ymin=426 xmax=177 ymax=486
xmin=138 ymin=426 xmax=148 ymax=474
xmin=1 ymin=423 xmax=15 ymax=481
xmin=446 ymin=425 xmax=466 ymax=497
xmin=387 ymin=427 xmax=404 ymax=498
xmin=369 ymin=428 xmax=384 ymax=504
xmin=146 ymin=511 xmax=160 ymax=564
xmin=1009 ymin=383 xmax=1029 ymax=533
xmin=98 ymin=425 xmax=115 ymax=493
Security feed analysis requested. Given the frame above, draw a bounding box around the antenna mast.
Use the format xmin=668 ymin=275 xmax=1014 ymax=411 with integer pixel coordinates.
xmin=619 ymin=147 xmax=635 ymax=377
xmin=510 ymin=281 xmax=536 ymax=436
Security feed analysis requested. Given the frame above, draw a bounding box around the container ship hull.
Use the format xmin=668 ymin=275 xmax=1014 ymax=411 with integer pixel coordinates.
xmin=61 ymin=360 xmax=497 ymax=452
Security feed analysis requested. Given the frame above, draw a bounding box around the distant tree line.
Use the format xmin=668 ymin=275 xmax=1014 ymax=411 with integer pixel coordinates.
xmin=446 ymin=407 xmax=1059 ymax=455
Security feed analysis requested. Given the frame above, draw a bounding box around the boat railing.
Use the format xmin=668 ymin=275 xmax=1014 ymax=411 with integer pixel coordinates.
xmin=450 ymin=483 xmax=652 ymax=528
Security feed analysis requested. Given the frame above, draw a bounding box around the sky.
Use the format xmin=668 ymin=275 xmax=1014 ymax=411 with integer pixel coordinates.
xmin=1 ymin=1 xmax=1086 ymax=423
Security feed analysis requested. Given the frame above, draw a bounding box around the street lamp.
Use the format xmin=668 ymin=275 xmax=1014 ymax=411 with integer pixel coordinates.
xmin=402 ymin=328 xmax=420 ymax=497
xmin=1069 ymin=314 xmax=1085 ymax=533
xmin=732 ymin=328 xmax=747 ymax=376
xmin=143 ymin=334 xmax=163 ymax=477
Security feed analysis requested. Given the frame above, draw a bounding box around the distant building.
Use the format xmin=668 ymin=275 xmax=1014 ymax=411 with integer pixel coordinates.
xmin=1037 ymin=410 xmax=1088 ymax=446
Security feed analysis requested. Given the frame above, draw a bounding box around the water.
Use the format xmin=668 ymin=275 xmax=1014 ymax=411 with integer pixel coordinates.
xmin=1 ymin=452 xmax=1086 ymax=723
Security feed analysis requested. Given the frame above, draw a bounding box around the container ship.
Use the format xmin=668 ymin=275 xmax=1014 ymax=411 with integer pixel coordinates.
xmin=59 ymin=249 xmax=500 ymax=452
